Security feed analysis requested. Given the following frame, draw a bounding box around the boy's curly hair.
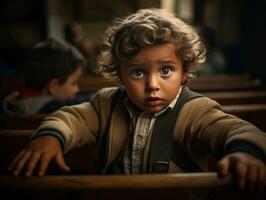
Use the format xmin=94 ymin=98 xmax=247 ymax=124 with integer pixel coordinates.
xmin=97 ymin=8 xmax=206 ymax=81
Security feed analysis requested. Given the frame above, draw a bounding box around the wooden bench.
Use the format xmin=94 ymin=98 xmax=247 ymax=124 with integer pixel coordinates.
xmin=203 ymin=91 xmax=266 ymax=105
xmin=0 ymin=114 xmax=46 ymax=130
xmin=2 ymin=173 xmax=264 ymax=200
xmin=78 ymin=75 xmax=118 ymax=92
xmin=0 ymin=129 xmax=264 ymax=200
xmin=187 ymin=74 xmax=264 ymax=92
xmin=223 ymin=104 xmax=266 ymax=131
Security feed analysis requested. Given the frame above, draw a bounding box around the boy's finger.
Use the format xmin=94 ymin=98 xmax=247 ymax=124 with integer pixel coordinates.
xmin=8 ymin=149 xmax=26 ymax=171
xmin=247 ymin=166 xmax=258 ymax=191
xmin=24 ymin=152 xmax=42 ymax=178
xmin=55 ymin=152 xmax=71 ymax=172
xmin=38 ymin=154 xmax=53 ymax=177
xmin=217 ymin=157 xmax=230 ymax=178
xmin=236 ymin=163 xmax=247 ymax=190
xmin=258 ymin=166 xmax=266 ymax=191
xmin=13 ymin=151 xmax=31 ymax=176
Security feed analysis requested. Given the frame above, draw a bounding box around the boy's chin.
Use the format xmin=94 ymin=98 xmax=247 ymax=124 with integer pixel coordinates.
xmin=142 ymin=106 xmax=165 ymax=113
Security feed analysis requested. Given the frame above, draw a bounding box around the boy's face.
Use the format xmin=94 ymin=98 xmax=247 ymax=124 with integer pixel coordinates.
xmin=53 ymin=67 xmax=83 ymax=100
xmin=119 ymin=43 xmax=185 ymax=113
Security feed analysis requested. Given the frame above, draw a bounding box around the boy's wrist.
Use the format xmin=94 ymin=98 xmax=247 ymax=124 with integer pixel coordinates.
xmin=31 ymin=129 xmax=65 ymax=150
xmin=225 ymin=141 xmax=265 ymax=162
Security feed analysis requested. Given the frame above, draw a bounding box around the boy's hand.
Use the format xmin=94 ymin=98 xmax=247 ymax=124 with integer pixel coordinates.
xmin=217 ymin=152 xmax=266 ymax=191
xmin=8 ymin=135 xmax=71 ymax=178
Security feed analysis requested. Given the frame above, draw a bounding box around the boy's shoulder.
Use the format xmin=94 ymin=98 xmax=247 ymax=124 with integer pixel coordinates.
xmin=182 ymin=95 xmax=222 ymax=112
xmin=94 ymin=87 xmax=120 ymax=99
xmin=91 ymin=87 xmax=122 ymax=107
xmin=179 ymin=87 xmax=221 ymax=111
xmin=173 ymin=96 xmax=224 ymax=137
xmin=176 ymin=95 xmax=223 ymax=125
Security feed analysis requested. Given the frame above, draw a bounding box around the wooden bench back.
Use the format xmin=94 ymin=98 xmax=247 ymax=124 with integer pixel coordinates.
xmin=187 ymin=75 xmax=264 ymax=92
xmin=203 ymin=91 xmax=266 ymax=105
xmin=0 ymin=114 xmax=45 ymax=130
xmin=223 ymin=104 xmax=266 ymax=131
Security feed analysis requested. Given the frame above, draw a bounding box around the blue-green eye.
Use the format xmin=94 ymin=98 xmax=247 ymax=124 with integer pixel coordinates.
xmin=131 ymin=69 xmax=144 ymax=78
xmin=161 ymin=66 xmax=172 ymax=77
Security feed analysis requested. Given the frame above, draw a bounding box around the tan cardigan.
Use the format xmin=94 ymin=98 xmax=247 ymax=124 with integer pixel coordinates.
xmin=36 ymin=87 xmax=266 ymax=173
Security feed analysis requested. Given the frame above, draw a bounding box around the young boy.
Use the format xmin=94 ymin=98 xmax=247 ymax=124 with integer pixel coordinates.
xmin=2 ymin=38 xmax=93 ymax=114
xmin=9 ymin=9 xmax=266 ymax=191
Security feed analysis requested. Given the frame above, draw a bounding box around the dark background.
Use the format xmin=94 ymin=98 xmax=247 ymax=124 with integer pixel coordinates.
xmin=0 ymin=0 xmax=265 ymax=80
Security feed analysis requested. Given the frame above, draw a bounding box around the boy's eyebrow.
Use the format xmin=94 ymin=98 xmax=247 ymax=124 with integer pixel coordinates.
xmin=126 ymin=63 xmax=145 ymax=68
xmin=157 ymin=60 xmax=178 ymax=64
xmin=125 ymin=59 xmax=179 ymax=68
xmin=157 ymin=60 xmax=176 ymax=64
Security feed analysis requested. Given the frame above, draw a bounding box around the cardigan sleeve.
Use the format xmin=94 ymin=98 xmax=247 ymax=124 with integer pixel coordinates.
xmin=174 ymin=97 xmax=266 ymax=161
xmin=34 ymin=87 xmax=118 ymax=152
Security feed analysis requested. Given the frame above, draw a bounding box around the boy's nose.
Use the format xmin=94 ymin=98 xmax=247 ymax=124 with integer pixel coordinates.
xmin=146 ymin=75 xmax=159 ymax=91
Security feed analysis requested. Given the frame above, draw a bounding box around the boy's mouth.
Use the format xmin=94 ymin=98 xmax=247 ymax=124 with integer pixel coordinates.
xmin=145 ymin=97 xmax=163 ymax=106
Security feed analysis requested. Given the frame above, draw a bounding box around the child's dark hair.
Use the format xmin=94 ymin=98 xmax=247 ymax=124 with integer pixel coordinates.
xmin=97 ymin=8 xmax=206 ymax=81
xmin=23 ymin=38 xmax=87 ymax=90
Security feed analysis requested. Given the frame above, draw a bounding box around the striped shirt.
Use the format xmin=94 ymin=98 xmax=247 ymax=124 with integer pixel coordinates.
xmin=112 ymin=87 xmax=182 ymax=174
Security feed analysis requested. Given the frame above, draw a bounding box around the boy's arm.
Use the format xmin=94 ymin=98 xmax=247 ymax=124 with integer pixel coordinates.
xmin=34 ymin=88 xmax=116 ymax=152
xmin=9 ymin=88 xmax=117 ymax=177
xmin=176 ymin=97 xmax=266 ymax=190
xmin=35 ymin=101 xmax=99 ymax=152
xmin=224 ymin=141 xmax=265 ymax=161
xmin=176 ymin=97 xmax=266 ymax=160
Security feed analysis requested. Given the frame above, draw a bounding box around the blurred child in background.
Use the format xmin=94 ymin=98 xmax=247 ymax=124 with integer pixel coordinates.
xmin=2 ymin=38 xmax=93 ymax=114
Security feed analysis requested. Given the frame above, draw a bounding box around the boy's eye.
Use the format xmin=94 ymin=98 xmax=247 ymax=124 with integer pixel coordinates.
xmin=130 ymin=69 xmax=144 ymax=78
xmin=161 ymin=66 xmax=172 ymax=77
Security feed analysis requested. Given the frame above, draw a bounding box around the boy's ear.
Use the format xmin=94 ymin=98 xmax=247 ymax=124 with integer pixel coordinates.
xmin=47 ymin=78 xmax=60 ymax=95
xmin=181 ymin=73 xmax=188 ymax=85
xmin=117 ymin=70 xmax=124 ymax=85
